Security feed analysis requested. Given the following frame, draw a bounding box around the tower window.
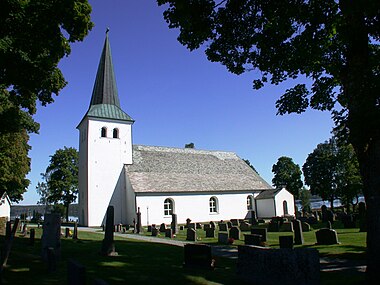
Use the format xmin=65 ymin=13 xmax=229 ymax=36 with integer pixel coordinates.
xmin=101 ymin=127 xmax=107 ymax=137
xmin=113 ymin=128 xmax=119 ymax=138
xmin=209 ymin=197 xmax=218 ymax=213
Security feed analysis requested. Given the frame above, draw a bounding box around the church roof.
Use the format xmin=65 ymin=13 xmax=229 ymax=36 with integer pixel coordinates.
xmin=125 ymin=145 xmax=273 ymax=193
xmin=255 ymin=188 xmax=281 ymax=199
xmin=83 ymin=31 xmax=133 ymax=123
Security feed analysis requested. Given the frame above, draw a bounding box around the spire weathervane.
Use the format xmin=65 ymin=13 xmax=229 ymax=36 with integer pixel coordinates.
xmin=106 ymin=27 xmax=110 ymax=34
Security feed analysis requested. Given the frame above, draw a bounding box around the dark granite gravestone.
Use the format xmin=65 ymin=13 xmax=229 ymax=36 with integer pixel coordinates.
xmin=205 ymin=228 xmax=215 ymax=238
xmin=279 ymin=236 xmax=294 ymax=249
xmin=165 ymin=229 xmax=173 ymax=238
xmin=101 ymin=206 xmax=117 ymax=256
xmin=5 ymin=221 xmax=11 ymax=239
xmin=171 ymin=213 xmax=178 ymax=234
xmin=229 ymin=226 xmax=240 ymax=240
xmin=196 ymin=223 xmax=202 ymax=229
xmin=249 ymin=210 xmax=258 ymax=225
xmin=136 ymin=207 xmax=142 ymax=234
xmin=159 ymin=223 xmax=166 ymax=233
xmin=218 ymin=223 xmax=228 ymax=232
xmin=301 ymin=222 xmax=311 ymax=232
xmin=315 ymin=228 xmax=339 ymax=245
xmin=183 ymin=244 xmax=214 ymax=270
xmin=186 ymin=228 xmax=196 ymax=241
xmin=218 ymin=232 xmax=229 ymax=244
xmin=151 ymin=227 xmax=158 ymax=237
xmin=186 ymin=218 xmax=191 ymax=228
xmin=67 ymin=259 xmax=86 ymax=285
xmin=341 ymin=214 xmax=356 ymax=228
xmin=267 ymin=219 xmax=280 ymax=232
xmin=41 ymin=213 xmax=61 ymax=262
xmin=147 ymin=225 xmax=152 ymax=232
xmin=210 ymin=221 xmax=216 ymax=229
xmin=73 ymin=222 xmax=78 ymax=239
xmin=358 ymin=201 xmax=367 ymax=232
xmin=237 ymin=246 xmax=320 ymax=285
xmin=230 ymin=219 xmax=239 ymax=226
xmin=244 ymin=234 xmax=262 ymax=246
xmin=179 ymin=225 xmax=184 ymax=231
xmin=29 ymin=228 xmax=35 ymax=246
xmin=188 ymin=223 xmax=196 ymax=230
xmin=292 ymin=219 xmax=304 ymax=245
xmin=227 ymin=221 xmax=232 ymax=228
xmin=203 ymin=224 xmax=211 ymax=231
xmin=279 ymin=222 xmax=294 ymax=232
xmin=239 ymin=221 xmax=251 ymax=232
xmin=321 ymin=205 xmax=328 ymax=222
xmin=251 ymin=228 xmax=267 ymax=242
xmin=65 ymin=227 xmax=70 ymax=238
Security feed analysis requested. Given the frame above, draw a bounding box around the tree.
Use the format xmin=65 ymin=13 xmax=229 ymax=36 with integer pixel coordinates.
xmin=157 ymin=1 xmax=380 ymax=279
xmin=272 ymin=156 xmax=303 ymax=199
xmin=0 ymin=0 xmax=93 ymax=201
xmin=303 ymin=138 xmax=362 ymax=210
xmin=299 ymin=187 xmax=312 ymax=214
xmin=37 ymin=147 xmax=79 ymax=221
xmin=243 ymin=159 xmax=258 ymax=174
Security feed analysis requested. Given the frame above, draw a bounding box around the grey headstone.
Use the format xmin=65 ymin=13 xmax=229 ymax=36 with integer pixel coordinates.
xmin=315 ymin=228 xmax=339 ymax=245
xmin=136 ymin=207 xmax=142 ymax=234
xmin=251 ymin=228 xmax=267 ymax=242
xmin=29 ymin=228 xmax=35 ymax=246
xmin=101 ymin=206 xmax=117 ymax=256
xmin=205 ymin=228 xmax=215 ymax=238
xmin=171 ymin=213 xmax=178 ymax=234
xmin=184 ymin=244 xmax=214 ymax=270
xmin=165 ymin=228 xmax=172 ymax=238
xmin=237 ymin=246 xmax=320 ymax=285
xmin=203 ymin=224 xmax=211 ymax=231
xmin=229 ymin=226 xmax=240 ymax=240
xmin=73 ymin=222 xmax=78 ymax=239
xmin=279 ymin=236 xmax=294 ymax=249
xmin=218 ymin=223 xmax=228 ymax=232
xmin=292 ymin=219 xmax=304 ymax=245
xmin=218 ymin=232 xmax=229 ymax=244
xmin=151 ymin=227 xmax=158 ymax=237
xmin=230 ymin=219 xmax=239 ymax=226
xmin=210 ymin=221 xmax=216 ymax=229
xmin=301 ymin=222 xmax=311 ymax=232
xmin=244 ymin=234 xmax=262 ymax=246
xmin=147 ymin=225 xmax=152 ymax=232
xmin=41 ymin=213 xmax=61 ymax=262
xmin=279 ymin=222 xmax=294 ymax=232
xmin=159 ymin=223 xmax=166 ymax=232
xmin=239 ymin=221 xmax=251 ymax=232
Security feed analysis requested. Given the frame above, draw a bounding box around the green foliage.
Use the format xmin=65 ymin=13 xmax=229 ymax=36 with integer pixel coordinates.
xmin=0 ymin=0 xmax=93 ymax=202
xmin=299 ymin=187 xmax=312 ymax=213
xmin=38 ymin=147 xmax=79 ymax=221
xmin=303 ymin=138 xmax=362 ymax=208
xmin=243 ymin=158 xmax=259 ymax=174
xmin=272 ymin=156 xmax=303 ymax=199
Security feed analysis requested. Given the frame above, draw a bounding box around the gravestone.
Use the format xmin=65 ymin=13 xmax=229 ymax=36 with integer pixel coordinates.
xmin=249 ymin=210 xmax=258 ymax=225
xmin=301 ymin=222 xmax=311 ymax=232
xmin=326 ymin=221 xmax=332 ymax=229
xmin=73 ymin=222 xmax=78 ymax=239
xmin=315 ymin=228 xmax=339 ymax=245
xmin=218 ymin=223 xmax=228 ymax=232
xmin=151 ymin=227 xmax=158 ymax=237
xmin=230 ymin=219 xmax=239 ymax=226
xmin=279 ymin=236 xmax=294 ymax=249
xmin=229 ymin=226 xmax=240 ymax=240
xmin=171 ymin=213 xmax=178 ymax=234
xmin=179 ymin=225 xmax=184 ymax=231
xmin=159 ymin=223 xmax=166 ymax=233
xmin=203 ymin=224 xmax=211 ymax=231
xmin=183 ymin=244 xmax=215 ymax=270
xmin=136 ymin=208 xmax=142 ymax=234
xmin=267 ymin=219 xmax=280 ymax=232
xmin=65 ymin=227 xmax=70 ymax=238
xmin=239 ymin=221 xmax=251 ymax=232
xmin=244 ymin=234 xmax=262 ymax=246
xmin=5 ymin=221 xmax=11 ymax=239
xmin=165 ymin=228 xmax=173 ymax=238
xmin=227 ymin=221 xmax=232 ymax=228
xmin=237 ymin=246 xmax=320 ymax=285
xmin=358 ymin=201 xmax=367 ymax=232
xmin=101 ymin=206 xmax=117 ymax=256
xmin=341 ymin=214 xmax=356 ymax=228
xmin=147 ymin=225 xmax=152 ymax=232
xmin=321 ymin=205 xmax=328 ymax=222
xmin=196 ymin=223 xmax=202 ymax=229
xmin=210 ymin=221 xmax=216 ymax=229
xmin=292 ymin=219 xmax=304 ymax=245
xmin=186 ymin=228 xmax=196 ymax=241
xmin=218 ymin=232 xmax=229 ymax=244
xmin=188 ymin=223 xmax=196 ymax=230
xmin=41 ymin=213 xmax=61 ymax=262
xmin=279 ymin=222 xmax=294 ymax=232
xmin=205 ymin=228 xmax=215 ymax=238
xmin=251 ymin=228 xmax=267 ymax=242
xmin=29 ymin=228 xmax=35 ymax=246
xmin=186 ymin=218 xmax=191 ymax=228
xmin=68 ymin=259 xmax=86 ymax=285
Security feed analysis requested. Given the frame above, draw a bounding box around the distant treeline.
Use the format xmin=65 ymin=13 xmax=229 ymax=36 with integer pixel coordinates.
xmin=11 ymin=204 xmax=79 ymax=219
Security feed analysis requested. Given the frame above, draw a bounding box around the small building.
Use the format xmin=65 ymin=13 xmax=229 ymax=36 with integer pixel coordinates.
xmin=77 ymin=32 xmax=295 ymax=227
xmin=0 ymin=191 xmax=11 ymax=221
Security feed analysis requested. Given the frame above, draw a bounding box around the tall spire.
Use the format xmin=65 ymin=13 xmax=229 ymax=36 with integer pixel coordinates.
xmin=90 ymin=29 xmax=120 ymax=107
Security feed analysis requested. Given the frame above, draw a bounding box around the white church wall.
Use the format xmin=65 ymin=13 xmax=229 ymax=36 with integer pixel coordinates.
xmin=256 ymin=198 xmax=276 ymax=218
xmin=78 ymin=118 xmax=89 ymax=225
xmin=274 ymin=188 xmax=295 ymax=216
xmin=0 ymin=195 xmax=10 ymax=220
xmin=135 ymin=192 xmax=254 ymax=225
xmin=125 ymin=172 xmax=136 ymax=224
xmin=82 ymin=118 xmax=133 ymax=227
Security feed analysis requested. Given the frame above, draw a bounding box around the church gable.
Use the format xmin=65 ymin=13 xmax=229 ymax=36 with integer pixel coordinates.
xmin=125 ymin=145 xmax=272 ymax=193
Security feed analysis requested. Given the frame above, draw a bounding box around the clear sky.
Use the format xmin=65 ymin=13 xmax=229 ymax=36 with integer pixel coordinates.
xmin=18 ymin=0 xmax=334 ymax=205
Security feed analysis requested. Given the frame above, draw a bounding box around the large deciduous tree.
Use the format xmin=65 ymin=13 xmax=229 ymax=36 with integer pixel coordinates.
xmin=37 ymin=147 xmax=79 ymax=221
xmin=272 ymin=156 xmax=303 ymax=199
xmin=157 ymin=0 xmax=380 ymax=279
xmin=0 ymin=0 xmax=93 ymax=201
xmin=303 ymin=138 xmax=362 ymax=211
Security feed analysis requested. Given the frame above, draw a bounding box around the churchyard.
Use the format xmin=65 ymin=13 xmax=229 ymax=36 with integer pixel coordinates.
xmin=0 ymin=215 xmax=366 ymax=285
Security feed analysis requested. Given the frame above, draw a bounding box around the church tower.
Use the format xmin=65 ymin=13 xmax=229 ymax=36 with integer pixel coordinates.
xmin=77 ymin=31 xmax=134 ymax=226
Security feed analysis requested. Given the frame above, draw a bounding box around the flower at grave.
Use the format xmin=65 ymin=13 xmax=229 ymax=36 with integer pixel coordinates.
xmin=227 ymin=238 xmax=234 ymax=245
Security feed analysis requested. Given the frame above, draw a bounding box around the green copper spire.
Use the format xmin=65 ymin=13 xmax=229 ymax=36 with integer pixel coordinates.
xmin=84 ymin=30 xmax=133 ymax=122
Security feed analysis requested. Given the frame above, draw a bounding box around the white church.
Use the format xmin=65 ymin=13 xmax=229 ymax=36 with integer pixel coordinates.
xmin=77 ymin=33 xmax=295 ymax=227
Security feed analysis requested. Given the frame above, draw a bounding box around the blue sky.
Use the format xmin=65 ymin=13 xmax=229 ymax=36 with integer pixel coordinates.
xmin=19 ymin=1 xmax=334 ymax=205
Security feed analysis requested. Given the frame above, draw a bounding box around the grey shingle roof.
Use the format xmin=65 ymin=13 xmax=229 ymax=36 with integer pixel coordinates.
xmin=126 ymin=145 xmax=273 ymax=193
xmin=255 ymin=189 xmax=281 ymax=199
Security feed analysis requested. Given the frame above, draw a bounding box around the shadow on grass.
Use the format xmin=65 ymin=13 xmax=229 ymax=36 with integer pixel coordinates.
xmin=1 ymin=233 xmax=247 ymax=285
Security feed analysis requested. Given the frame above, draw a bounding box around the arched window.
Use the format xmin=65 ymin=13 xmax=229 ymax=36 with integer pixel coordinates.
xmin=113 ymin=128 xmax=119 ymax=138
xmin=247 ymin=195 xmax=253 ymax=210
xmin=209 ymin=197 xmax=218 ymax=213
xmin=164 ymin=198 xmax=174 ymax=216
xmin=101 ymin=127 xmax=107 ymax=137
xmin=283 ymin=200 xmax=288 ymax=215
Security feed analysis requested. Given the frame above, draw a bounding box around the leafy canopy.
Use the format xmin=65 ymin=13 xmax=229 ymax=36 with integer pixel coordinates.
xmin=272 ymin=156 xmax=303 ymax=199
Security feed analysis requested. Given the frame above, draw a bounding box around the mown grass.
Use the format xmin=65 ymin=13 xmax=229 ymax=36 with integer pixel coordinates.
xmin=0 ymin=221 xmax=367 ymax=284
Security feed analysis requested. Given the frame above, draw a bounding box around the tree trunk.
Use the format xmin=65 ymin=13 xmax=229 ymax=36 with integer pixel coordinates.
xmin=65 ymin=203 xmax=70 ymax=222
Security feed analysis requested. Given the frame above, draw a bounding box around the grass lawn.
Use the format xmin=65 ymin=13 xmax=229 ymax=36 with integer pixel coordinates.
xmin=0 ymin=221 xmax=366 ymax=284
